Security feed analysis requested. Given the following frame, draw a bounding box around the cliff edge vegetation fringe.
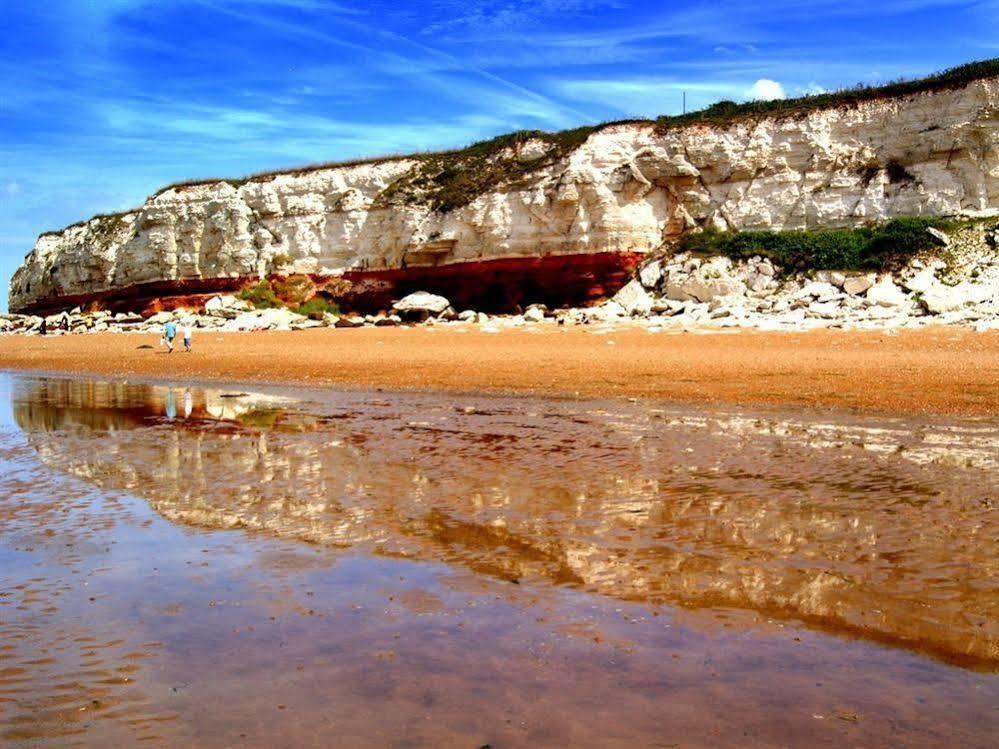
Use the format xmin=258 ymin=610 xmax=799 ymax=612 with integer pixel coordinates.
xmin=37 ymin=58 xmax=998 ymax=238
xmin=142 ymin=57 xmax=999 ymax=206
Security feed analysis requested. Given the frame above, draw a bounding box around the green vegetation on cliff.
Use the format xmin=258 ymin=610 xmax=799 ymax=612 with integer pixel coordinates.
xmin=149 ymin=58 xmax=998 ymax=214
xmin=238 ymin=276 xmax=340 ymax=319
xmin=237 ymin=280 xmax=281 ymax=309
xmin=677 ymin=217 xmax=959 ymax=271
xmin=653 ymin=58 xmax=999 ymax=128
xmin=375 ymin=127 xmax=598 ymax=212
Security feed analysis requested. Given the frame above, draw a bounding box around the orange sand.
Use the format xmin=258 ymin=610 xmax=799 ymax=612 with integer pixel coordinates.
xmin=2 ymin=325 xmax=998 ymax=415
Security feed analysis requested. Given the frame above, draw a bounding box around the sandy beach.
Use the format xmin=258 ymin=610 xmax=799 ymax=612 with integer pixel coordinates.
xmin=2 ymin=325 xmax=998 ymax=415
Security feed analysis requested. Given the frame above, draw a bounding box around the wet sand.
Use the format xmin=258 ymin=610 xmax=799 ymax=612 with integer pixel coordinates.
xmin=2 ymin=325 xmax=999 ymax=416
xmin=2 ymin=373 xmax=997 ymax=747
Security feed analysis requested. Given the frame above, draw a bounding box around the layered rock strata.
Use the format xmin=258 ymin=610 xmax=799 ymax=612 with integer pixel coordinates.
xmin=9 ymin=73 xmax=999 ymax=314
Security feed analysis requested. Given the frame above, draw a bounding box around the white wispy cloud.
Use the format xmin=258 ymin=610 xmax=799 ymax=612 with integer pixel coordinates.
xmin=195 ymin=0 xmax=595 ymax=126
xmin=432 ymin=0 xmax=991 ymax=73
xmin=420 ymin=0 xmax=625 ymax=34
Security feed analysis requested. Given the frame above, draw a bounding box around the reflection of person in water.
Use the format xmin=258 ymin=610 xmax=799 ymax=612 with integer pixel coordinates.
xmin=183 ymin=389 xmax=193 ymax=418
xmin=165 ymin=389 xmax=177 ymax=420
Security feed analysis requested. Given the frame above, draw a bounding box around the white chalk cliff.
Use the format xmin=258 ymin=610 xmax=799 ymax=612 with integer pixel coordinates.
xmin=9 ymin=72 xmax=999 ymax=313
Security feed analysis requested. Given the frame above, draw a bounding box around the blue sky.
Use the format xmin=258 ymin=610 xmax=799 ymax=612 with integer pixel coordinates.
xmin=2 ymin=0 xmax=997 ymax=309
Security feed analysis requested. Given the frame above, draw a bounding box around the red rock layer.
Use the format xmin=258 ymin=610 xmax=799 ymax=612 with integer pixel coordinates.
xmin=17 ymin=251 xmax=644 ymax=316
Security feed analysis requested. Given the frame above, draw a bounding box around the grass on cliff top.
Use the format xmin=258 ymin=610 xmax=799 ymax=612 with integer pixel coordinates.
xmin=374 ymin=126 xmax=600 ymax=212
xmin=654 ymin=58 xmax=999 ymax=128
xmin=144 ymin=57 xmax=998 ymax=213
xmin=677 ymin=217 xmax=960 ymax=272
xmin=38 ymin=210 xmax=136 ymax=240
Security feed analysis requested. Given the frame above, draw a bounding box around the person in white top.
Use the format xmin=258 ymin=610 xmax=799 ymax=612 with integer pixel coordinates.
xmin=182 ymin=323 xmax=193 ymax=352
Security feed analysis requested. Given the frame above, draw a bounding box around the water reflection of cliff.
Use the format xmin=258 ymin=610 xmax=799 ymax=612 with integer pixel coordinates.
xmin=13 ymin=377 xmax=999 ymax=667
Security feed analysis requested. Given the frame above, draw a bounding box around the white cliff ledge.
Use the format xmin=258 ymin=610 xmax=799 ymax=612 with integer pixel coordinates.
xmin=9 ymin=63 xmax=999 ymax=315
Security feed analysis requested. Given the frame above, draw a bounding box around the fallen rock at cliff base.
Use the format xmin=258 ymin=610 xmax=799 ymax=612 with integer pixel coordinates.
xmin=670 ymin=277 xmax=742 ymax=303
xmin=224 ymin=308 xmax=306 ymax=331
xmin=523 ymin=306 xmax=546 ymax=323
xmin=866 ymin=278 xmax=909 ymax=307
xmin=335 ymin=315 xmax=365 ymax=328
xmin=612 ymin=279 xmax=653 ymax=316
xmin=796 ymin=281 xmax=842 ymax=302
xmin=638 ymin=260 xmax=663 ymax=289
xmin=392 ymin=292 xmax=452 ymax=320
xmin=920 ymin=281 xmax=993 ymax=314
xmin=901 ymin=267 xmax=939 ymax=295
xmin=146 ymin=311 xmax=176 ymax=325
xmin=815 ymin=270 xmax=847 ymax=288
xmin=843 ymin=275 xmax=875 ymax=296
xmin=205 ymin=295 xmax=250 ymax=316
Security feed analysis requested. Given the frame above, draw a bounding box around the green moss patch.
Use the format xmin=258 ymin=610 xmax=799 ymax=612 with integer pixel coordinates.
xmin=293 ymin=297 xmax=340 ymax=320
xmin=237 ymin=277 xmax=340 ymax=319
xmin=272 ymin=274 xmax=315 ymax=306
xmin=237 ymin=280 xmax=281 ymax=309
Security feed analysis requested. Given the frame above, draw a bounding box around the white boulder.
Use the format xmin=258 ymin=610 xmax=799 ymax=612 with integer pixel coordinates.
xmin=612 ymin=279 xmax=653 ymax=316
xmin=146 ymin=311 xmax=175 ymax=325
xmin=807 ymin=300 xmax=843 ymax=319
xmin=866 ymin=277 xmax=909 ymax=307
xmin=393 ymin=291 xmax=452 ymax=317
xmin=204 ymin=295 xmax=249 ymax=316
xmin=902 ymin=267 xmax=939 ymax=295
xmin=523 ymin=306 xmax=546 ymax=323
xmin=796 ymin=281 xmax=841 ymax=301
xmin=921 ymin=282 xmax=992 ymax=314
xmin=814 ymin=270 xmax=846 ymax=288
xmin=842 ymin=275 xmax=875 ymax=296
xmin=589 ymin=301 xmax=626 ymax=322
xmin=225 ymin=307 xmax=305 ymax=331
xmin=638 ymin=260 xmax=663 ymax=289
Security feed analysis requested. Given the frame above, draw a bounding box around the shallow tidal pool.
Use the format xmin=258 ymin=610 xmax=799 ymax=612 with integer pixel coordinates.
xmin=0 ymin=372 xmax=996 ymax=747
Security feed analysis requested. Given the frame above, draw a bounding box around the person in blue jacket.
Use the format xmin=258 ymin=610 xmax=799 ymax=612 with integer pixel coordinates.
xmin=161 ymin=320 xmax=177 ymax=352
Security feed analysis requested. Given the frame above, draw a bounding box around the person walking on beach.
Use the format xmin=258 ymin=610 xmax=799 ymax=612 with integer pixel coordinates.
xmin=182 ymin=322 xmax=193 ymax=352
xmin=161 ymin=320 xmax=177 ymax=352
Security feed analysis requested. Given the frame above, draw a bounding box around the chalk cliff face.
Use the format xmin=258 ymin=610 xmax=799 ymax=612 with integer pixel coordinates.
xmin=10 ymin=76 xmax=999 ymax=314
